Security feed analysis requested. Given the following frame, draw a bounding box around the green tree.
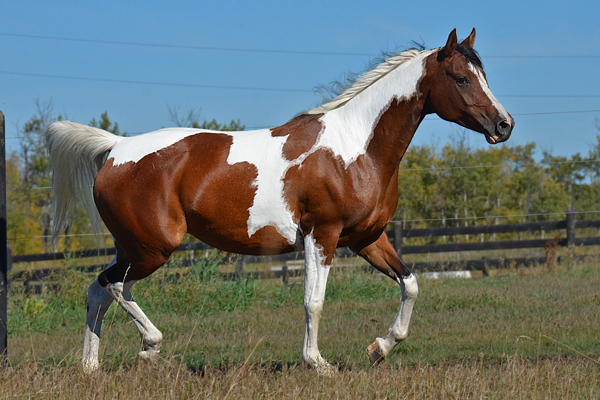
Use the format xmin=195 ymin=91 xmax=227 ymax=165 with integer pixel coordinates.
xmin=89 ymin=111 xmax=126 ymax=136
xmin=581 ymin=134 xmax=600 ymax=214
xmin=541 ymin=151 xmax=586 ymax=211
xmin=396 ymin=144 xmax=444 ymax=228
xmin=15 ymin=100 xmax=55 ymax=252
xmin=9 ymin=106 xmax=126 ymax=254
xmin=395 ymin=134 xmax=576 ymax=243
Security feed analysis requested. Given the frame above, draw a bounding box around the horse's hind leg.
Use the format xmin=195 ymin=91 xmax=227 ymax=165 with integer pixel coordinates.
xmin=82 ymin=256 xmax=120 ymax=373
xmin=82 ymin=246 xmax=169 ymax=373
xmin=102 ymin=279 xmax=163 ymax=360
xmin=97 ymin=249 xmax=166 ymax=360
xmin=81 ymin=255 xmax=159 ymax=372
xmin=351 ymin=232 xmax=418 ymax=366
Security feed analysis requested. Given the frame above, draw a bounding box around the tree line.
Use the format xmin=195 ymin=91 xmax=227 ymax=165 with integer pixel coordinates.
xmin=7 ymin=102 xmax=244 ymax=255
xmin=396 ymin=131 xmax=600 ymax=230
xmin=6 ymin=102 xmax=600 ymax=255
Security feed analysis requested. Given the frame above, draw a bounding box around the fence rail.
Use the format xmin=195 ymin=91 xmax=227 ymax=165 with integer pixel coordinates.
xmin=9 ymin=212 xmax=600 ymax=292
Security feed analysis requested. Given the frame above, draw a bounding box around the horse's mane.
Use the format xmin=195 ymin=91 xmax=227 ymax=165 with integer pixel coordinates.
xmin=304 ymin=44 xmax=483 ymax=115
xmin=305 ymin=48 xmax=431 ymax=115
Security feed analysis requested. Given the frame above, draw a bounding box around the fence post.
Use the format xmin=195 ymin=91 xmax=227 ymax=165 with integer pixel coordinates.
xmin=6 ymin=247 xmax=11 ymax=275
xmin=282 ymin=265 xmax=289 ymax=285
xmin=566 ymin=211 xmax=576 ymax=246
xmin=0 ymin=111 xmax=7 ymax=364
xmin=236 ymin=255 xmax=245 ymax=281
xmin=394 ymin=221 xmax=403 ymax=257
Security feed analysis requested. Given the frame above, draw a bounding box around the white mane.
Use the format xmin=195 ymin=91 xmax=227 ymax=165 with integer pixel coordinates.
xmin=305 ymin=48 xmax=433 ymax=115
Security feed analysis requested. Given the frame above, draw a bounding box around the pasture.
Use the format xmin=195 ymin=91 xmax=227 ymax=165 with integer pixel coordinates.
xmin=3 ymin=252 xmax=600 ymax=399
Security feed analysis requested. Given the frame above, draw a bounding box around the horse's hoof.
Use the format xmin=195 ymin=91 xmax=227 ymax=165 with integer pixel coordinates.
xmin=138 ymin=349 xmax=160 ymax=360
xmin=367 ymin=341 xmax=385 ymax=366
xmin=316 ymin=362 xmax=338 ymax=377
xmin=304 ymin=355 xmax=338 ymax=377
xmin=82 ymin=359 xmax=100 ymax=374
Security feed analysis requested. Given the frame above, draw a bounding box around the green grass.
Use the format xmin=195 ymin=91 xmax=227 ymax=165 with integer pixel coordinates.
xmin=4 ymin=253 xmax=600 ymax=398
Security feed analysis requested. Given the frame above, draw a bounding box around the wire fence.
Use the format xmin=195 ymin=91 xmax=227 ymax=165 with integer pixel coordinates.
xmin=4 ymin=31 xmax=600 ymax=60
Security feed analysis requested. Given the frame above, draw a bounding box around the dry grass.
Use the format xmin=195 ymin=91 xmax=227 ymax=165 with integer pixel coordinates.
xmin=0 ymin=357 xmax=598 ymax=399
xmin=4 ymin=252 xmax=600 ymax=398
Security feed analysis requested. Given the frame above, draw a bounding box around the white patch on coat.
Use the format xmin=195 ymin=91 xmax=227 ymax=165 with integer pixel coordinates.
xmin=314 ymin=50 xmax=432 ymax=168
xmin=108 ymin=128 xmax=212 ymax=166
xmin=226 ymin=129 xmax=298 ymax=243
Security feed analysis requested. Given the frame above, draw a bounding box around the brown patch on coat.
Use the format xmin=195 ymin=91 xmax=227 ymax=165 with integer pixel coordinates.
xmin=95 ymin=131 xmax=296 ymax=282
xmin=271 ymin=113 xmax=323 ymax=161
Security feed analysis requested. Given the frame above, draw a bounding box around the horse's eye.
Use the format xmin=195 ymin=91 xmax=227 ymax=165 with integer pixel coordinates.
xmin=457 ymin=76 xmax=469 ymax=86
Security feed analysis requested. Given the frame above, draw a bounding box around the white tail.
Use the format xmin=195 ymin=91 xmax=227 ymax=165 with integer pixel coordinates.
xmin=46 ymin=121 xmax=123 ymax=244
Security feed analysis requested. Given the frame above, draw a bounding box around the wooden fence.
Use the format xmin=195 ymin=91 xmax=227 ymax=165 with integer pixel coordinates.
xmin=8 ymin=211 xmax=600 ymax=292
xmin=1 ymin=111 xmax=7 ymax=360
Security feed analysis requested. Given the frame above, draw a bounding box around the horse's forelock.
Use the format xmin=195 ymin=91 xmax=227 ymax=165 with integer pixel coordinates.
xmin=455 ymin=43 xmax=483 ymax=70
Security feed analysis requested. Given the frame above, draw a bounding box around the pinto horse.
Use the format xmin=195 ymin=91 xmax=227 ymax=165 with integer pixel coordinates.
xmin=46 ymin=29 xmax=513 ymax=374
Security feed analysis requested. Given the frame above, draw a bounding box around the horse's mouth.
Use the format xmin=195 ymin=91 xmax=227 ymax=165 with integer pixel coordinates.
xmin=484 ymin=129 xmax=511 ymax=144
xmin=484 ymin=133 xmax=499 ymax=144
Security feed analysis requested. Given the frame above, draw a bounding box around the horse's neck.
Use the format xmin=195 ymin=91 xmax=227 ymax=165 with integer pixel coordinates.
xmin=315 ymin=52 xmax=429 ymax=176
xmin=366 ymin=94 xmax=426 ymax=177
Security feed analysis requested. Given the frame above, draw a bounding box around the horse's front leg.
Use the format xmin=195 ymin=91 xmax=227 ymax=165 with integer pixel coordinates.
xmin=351 ymin=231 xmax=418 ymax=366
xmin=302 ymin=228 xmax=339 ymax=375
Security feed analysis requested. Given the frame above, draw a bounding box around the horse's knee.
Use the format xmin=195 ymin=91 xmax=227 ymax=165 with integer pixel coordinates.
xmin=304 ymin=299 xmax=324 ymax=318
xmin=400 ymin=274 xmax=418 ymax=301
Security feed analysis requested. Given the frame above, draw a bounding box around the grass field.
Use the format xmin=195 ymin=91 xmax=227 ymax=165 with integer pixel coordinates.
xmin=3 ymin=252 xmax=600 ymax=398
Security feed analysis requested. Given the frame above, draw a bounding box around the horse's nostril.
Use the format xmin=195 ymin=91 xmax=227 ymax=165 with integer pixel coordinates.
xmin=497 ymin=120 xmax=511 ymax=135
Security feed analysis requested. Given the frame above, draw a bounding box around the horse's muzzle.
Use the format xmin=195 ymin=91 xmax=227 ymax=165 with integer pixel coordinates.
xmin=486 ymin=116 xmax=514 ymax=144
xmin=496 ymin=116 xmax=514 ymax=140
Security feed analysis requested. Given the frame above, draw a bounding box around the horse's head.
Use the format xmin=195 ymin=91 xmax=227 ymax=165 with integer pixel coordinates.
xmin=425 ymin=28 xmax=514 ymax=144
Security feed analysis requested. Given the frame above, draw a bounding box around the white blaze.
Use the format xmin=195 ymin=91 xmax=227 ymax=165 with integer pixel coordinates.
xmin=469 ymin=64 xmax=510 ymax=124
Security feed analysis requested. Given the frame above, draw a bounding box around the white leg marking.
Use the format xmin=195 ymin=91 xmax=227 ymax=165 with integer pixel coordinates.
xmin=302 ymin=233 xmax=334 ymax=374
xmin=82 ymin=255 xmax=119 ymax=373
xmin=82 ymin=278 xmax=114 ymax=373
xmin=104 ymin=281 xmax=164 ymax=360
xmin=374 ymin=274 xmax=419 ymax=357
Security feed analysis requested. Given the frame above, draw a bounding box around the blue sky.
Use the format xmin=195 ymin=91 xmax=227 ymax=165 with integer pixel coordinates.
xmin=1 ymin=1 xmax=600 ymax=157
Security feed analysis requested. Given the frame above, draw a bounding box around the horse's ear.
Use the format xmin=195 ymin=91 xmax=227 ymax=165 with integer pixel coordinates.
xmin=443 ymin=29 xmax=458 ymax=57
xmin=461 ymin=28 xmax=476 ymax=48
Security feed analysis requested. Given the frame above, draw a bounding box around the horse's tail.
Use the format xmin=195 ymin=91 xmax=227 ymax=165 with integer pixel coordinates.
xmin=45 ymin=120 xmax=123 ymax=245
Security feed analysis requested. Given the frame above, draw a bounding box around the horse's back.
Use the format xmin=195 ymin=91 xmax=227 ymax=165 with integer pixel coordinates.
xmin=94 ymin=128 xmax=301 ymax=256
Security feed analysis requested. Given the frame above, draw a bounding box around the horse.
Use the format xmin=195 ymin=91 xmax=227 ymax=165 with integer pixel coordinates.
xmin=46 ymin=28 xmax=513 ymax=374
